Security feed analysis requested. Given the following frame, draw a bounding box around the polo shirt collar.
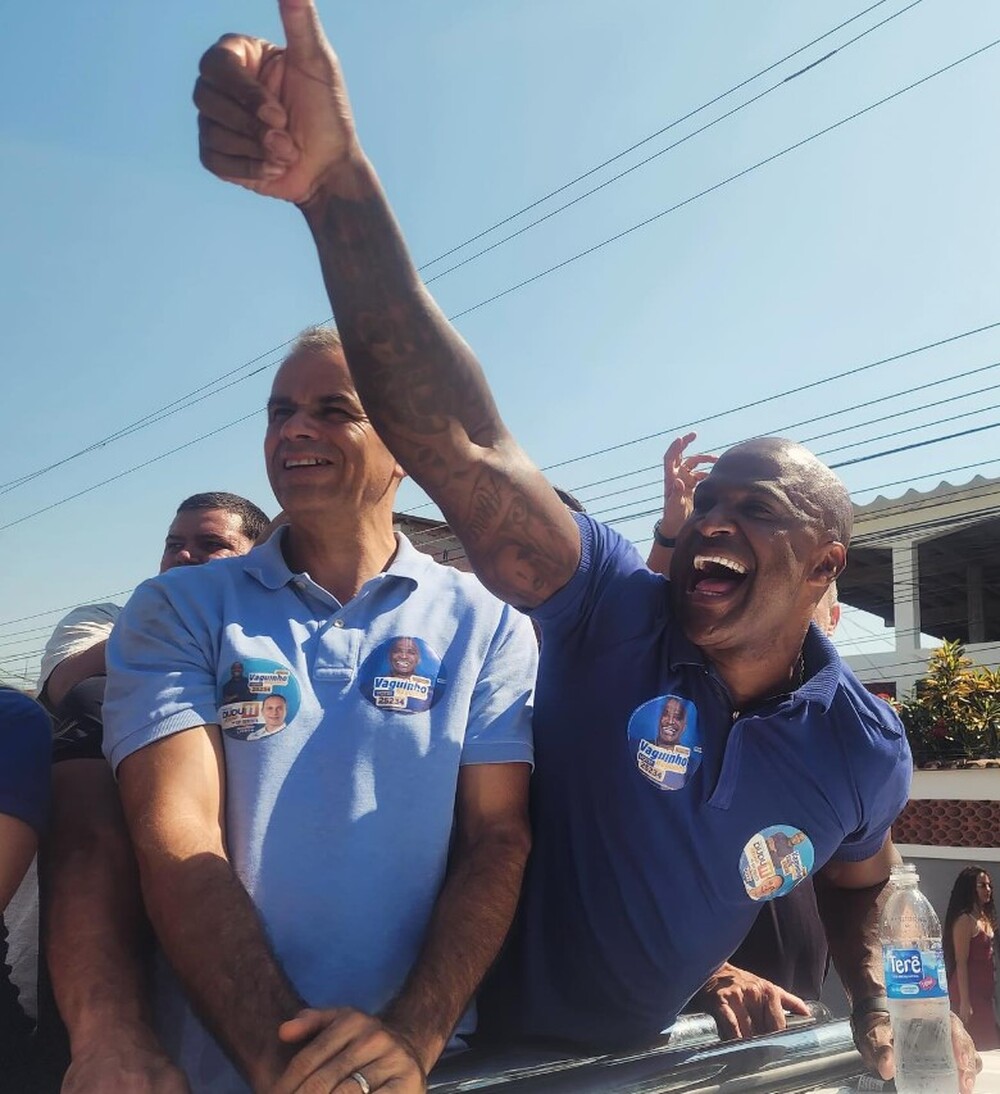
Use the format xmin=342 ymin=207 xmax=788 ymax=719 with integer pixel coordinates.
xmin=665 ymin=611 xmax=841 ymax=714
xmin=242 ymin=526 xmax=429 ymax=592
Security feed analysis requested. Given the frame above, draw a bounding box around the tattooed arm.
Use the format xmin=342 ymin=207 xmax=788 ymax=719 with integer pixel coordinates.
xmin=194 ymin=0 xmax=579 ymax=607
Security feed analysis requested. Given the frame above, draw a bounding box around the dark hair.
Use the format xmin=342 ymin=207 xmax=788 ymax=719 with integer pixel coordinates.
xmin=943 ymin=865 xmax=997 ymax=972
xmin=176 ymin=493 xmax=270 ymax=543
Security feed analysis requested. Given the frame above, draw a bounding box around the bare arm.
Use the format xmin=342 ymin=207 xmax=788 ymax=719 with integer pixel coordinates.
xmin=193 ymin=0 xmax=579 ymax=608
xmin=118 ymin=726 xmax=305 ymax=1089
xmin=43 ymin=758 xmax=188 ymax=1091
xmin=952 ymin=914 xmax=975 ymax=1024
xmin=43 ymin=640 xmax=108 ymax=709
xmin=273 ymin=762 xmax=531 ymax=1092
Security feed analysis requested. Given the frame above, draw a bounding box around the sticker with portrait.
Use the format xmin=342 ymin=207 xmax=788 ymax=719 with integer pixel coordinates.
xmin=627 ymin=693 xmax=702 ymax=791
xmin=740 ymin=824 xmax=815 ymax=902
xmin=359 ymin=636 xmax=447 ymax=714
xmin=217 ymin=657 xmax=302 ymax=742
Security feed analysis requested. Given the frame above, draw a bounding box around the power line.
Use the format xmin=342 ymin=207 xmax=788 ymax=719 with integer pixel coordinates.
xmin=423 ymin=2 xmax=923 ymax=287
xmin=447 ymin=35 xmax=1000 ymax=324
xmin=1 ymin=1 xmax=906 ymax=501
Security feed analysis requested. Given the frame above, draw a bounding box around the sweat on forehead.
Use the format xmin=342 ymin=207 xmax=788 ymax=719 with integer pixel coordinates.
xmin=713 ymin=437 xmax=853 ymax=545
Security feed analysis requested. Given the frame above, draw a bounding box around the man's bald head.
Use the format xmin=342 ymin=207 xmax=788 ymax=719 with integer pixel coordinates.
xmin=714 ymin=437 xmax=853 ymax=548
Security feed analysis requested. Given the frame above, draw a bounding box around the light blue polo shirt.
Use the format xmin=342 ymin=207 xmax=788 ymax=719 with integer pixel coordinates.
xmin=103 ymin=530 xmax=536 ymax=1091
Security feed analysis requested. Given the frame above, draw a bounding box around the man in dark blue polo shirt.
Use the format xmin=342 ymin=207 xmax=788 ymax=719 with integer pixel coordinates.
xmin=190 ymin=4 xmax=978 ymax=1085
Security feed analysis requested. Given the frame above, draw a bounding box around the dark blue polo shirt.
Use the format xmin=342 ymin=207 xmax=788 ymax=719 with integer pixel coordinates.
xmin=0 ymin=688 xmax=50 ymax=835
xmin=479 ymin=514 xmax=910 ymax=1049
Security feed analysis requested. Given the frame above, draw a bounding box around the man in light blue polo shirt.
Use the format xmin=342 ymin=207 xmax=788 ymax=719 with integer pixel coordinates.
xmin=102 ymin=328 xmax=536 ymax=1094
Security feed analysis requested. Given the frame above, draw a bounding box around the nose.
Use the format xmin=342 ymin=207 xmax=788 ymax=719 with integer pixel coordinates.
xmin=280 ymin=407 xmax=320 ymax=441
xmin=174 ymin=547 xmax=197 ymax=565
xmin=694 ymin=503 xmax=737 ymax=539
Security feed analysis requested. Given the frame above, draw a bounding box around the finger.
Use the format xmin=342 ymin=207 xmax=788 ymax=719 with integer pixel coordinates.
xmin=712 ymin=1001 xmax=742 ymax=1040
xmin=279 ymin=0 xmax=332 ymax=62
xmin=193 ymin=79 xmax=274 ymax=140
xmin=199 ymin=146 xmax=288 ymax=183
xmin=278 ymin=1007 xmax=345 ymax=1043
xmin=277 ymin=1013 xmax=375 ymax=1091
xmin=777 ymin=987 xmax=811 ymax=1017
xmin=197 ymin=116 xmax=275 ymax=164
xmin=762 ymin=988 xmax=788 ymax=1032
xmin=663 ymin=436 xmax=687 ymax=475
xmin=680 ymin=454 xmax=718 ymax=471
xmin=199 ymin=40 xmax=288 ymax=129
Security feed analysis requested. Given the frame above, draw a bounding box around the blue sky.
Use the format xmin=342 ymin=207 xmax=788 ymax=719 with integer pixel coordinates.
xmin=3 ymin=0 xmax=999 ymax=685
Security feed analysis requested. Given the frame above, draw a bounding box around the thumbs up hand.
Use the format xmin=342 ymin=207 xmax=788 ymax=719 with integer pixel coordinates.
xmin=193 ymin=0 xmax=361 ymax=205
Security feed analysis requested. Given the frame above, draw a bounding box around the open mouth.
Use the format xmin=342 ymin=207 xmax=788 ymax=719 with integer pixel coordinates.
xmin=689 ymin=553 xmax=750 ymax=598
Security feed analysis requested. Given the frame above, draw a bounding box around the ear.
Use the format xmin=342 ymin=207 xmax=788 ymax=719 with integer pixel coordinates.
xmin=808 ymin=541 xmax=846 ymax=589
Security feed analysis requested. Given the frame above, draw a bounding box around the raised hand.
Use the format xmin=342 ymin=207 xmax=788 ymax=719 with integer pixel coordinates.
xmin=660 ymin=432 xmax=717 ymax=539
xmin=193 ymin=0 xmax=360 ymax=204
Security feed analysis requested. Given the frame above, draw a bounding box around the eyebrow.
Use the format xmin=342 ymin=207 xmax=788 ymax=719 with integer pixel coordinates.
xmin=266 ymin=394 xmax=354 ymax=410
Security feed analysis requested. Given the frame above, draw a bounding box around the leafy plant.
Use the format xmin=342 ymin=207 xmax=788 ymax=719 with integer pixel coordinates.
xmin=897 ymin=640 xmax=1000 ymax=767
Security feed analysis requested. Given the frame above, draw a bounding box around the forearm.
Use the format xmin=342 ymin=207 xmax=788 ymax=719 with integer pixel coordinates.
xmin=814 ymin=874 xmax=889 ymax=1006
xmin=955 ymin=960 xmax=971 ymax=1011
xmin=382 ymin=824 xmax=531 ymax=1072
xmin=300 ymin=159 xmax=508 ymax=494
xmin=45 ymin=640 xmax=108 ymax=709
xmin=43 ymin=761 xmax=154 ymax=1048
xmin=138 ymin=848 xmax=305 ymax=1088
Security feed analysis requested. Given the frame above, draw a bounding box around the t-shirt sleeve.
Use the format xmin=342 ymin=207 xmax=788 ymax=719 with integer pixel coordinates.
xmin=460 ymin=604 xmax=536 ymax=768
xmin=37 ymin=603 xmax=120 ymax=693
xmin=102 ymin=580 xmax=221 ymax=773
xmin=530 ymin=512 xmax=652 ymax=639
xmin=831 ymin=699 xmax=912 ymax=863
xmin=0 ymin=689 xmax=52 ymax=834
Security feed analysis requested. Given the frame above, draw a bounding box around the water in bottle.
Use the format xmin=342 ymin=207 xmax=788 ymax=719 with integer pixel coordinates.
xmin=880 ymin=862 xmax=958 ymax=1093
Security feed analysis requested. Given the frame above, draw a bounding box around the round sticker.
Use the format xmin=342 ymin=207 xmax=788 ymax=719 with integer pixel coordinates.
xmin=740 ymin=824 xmax=815 ymax=901
xmin=359 ymin=636 xmax=446 ymax=714
xmin=627 ymin=693 xmax=702 ymax=791
xmin=217 ymin=658 xmax=302 ymax=741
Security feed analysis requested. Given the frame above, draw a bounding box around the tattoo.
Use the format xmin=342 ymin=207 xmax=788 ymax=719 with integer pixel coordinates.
xmin=300 ymin=163 xmax=580 ymax=605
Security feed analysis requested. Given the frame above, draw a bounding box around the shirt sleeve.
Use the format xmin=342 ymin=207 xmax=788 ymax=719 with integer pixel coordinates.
xmin=0 ymin=690 xmax=52 ymax=834
xmin=37 ymin=603 xmax=120 ymax=693
xmin=102 ymin=580 xmax=221 ymax=773
xmin=831 ymin=697 xmax=912 ymax=863
xmin=460 ymin=604 xmax=536 ymax=767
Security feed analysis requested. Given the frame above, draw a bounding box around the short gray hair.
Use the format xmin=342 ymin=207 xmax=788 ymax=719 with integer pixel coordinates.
xmin=287 ymin=325 xmax=343 ymax=359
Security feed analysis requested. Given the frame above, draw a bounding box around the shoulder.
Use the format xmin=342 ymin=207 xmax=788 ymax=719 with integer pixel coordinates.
xmin=0 ymin=689 xmax=50 ymax=741
xmin=51 ymin=601 xmax=122 ymax=629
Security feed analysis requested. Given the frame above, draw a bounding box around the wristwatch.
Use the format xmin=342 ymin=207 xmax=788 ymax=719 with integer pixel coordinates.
xmin=653 ymin=520 xmax=676 ymax=549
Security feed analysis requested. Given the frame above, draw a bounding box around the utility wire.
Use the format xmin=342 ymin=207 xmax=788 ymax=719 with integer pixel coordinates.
xmin=0 ymin=1 xmax=906 ymax=500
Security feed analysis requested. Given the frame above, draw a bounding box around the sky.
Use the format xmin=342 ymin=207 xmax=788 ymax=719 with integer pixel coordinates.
xmin=3 ymin=0 xmax=1000 ymax=687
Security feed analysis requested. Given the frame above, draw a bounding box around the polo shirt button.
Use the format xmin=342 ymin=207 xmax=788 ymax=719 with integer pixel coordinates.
xmin=333 ymin=619 xmax=345 ymax=628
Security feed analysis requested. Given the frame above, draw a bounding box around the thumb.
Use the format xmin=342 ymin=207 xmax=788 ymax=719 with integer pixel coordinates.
xmin=278 ymin=1007 xmax=328 ymax=1043
xmin=778 ymin=988 xmax=811 ymax=1017
xmin=278 ymin=0 xmax=330 ymax=60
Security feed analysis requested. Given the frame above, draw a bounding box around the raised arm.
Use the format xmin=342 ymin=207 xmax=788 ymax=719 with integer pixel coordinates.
xmin=645 ymin=434 xmax=716 ymax=576
xmin=193 ymin=0 xmax=579 ymax=607
xmin=117 ymin=726 xmax=306 ymax=1088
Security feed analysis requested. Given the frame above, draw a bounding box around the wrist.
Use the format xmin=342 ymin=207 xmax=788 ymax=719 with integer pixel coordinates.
xmin=653 ymin=520 xmax=676 ymax=549
xmin=299 ymin=147 xmax=376 ymax=213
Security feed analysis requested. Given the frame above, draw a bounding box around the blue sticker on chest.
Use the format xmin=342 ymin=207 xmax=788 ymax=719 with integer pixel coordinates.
xmin=217 ymin=657 xmax=302 ymax=741
xmin=627 ymin=693 xmax=702 ymax=790
xmin=359 ymin=636 xmax=447 ymax=714
xmin=740 ymin=824 xmax=815 ymax=901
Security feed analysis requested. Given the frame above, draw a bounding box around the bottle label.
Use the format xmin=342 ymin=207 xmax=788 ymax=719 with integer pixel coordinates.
xmin=882 ymin=942 xmax=949 ymax=999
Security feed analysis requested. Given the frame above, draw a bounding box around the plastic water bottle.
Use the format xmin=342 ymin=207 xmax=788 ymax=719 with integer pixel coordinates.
xmin=880 ymin=862 xmax=958 ymax=1093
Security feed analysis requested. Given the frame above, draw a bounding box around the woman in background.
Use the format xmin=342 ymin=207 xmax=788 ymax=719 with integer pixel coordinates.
xmin=945 ymin=865 xmax=1000 ymax=1051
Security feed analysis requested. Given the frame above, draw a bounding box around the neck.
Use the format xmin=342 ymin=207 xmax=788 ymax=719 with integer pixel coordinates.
xmin=708 ymin=630 xmax=808 ymax=711
xmin=282 ymin=508 xmax=398 ymax=604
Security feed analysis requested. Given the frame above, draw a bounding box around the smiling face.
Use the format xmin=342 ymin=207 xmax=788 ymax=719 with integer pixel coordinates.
xmin=159 ymin=508 xmax=254 ymax=573
xmin=389 ymin=637 xmax=420 ymax=677
xmin=657 ymin=697 xmax=687 ymax=746
xmin=264 ymin=349 xmax=403 ymax=519
xmin=261 ymin=694 xmax=287 ymax=730
xmin=669 ymin=439 xmax=847 ymax=657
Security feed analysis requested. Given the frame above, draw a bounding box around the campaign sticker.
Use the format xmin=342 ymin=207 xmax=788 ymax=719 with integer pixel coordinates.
xmin=217 ymin=657 xmax=301 ymax=741
xmin=627 ymin=693 xmax=702 ymax=791
xmin=359 ymin=636 xmax=446 ymax=714
xmin=740 ymin=824 xmax=815 ymax=901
